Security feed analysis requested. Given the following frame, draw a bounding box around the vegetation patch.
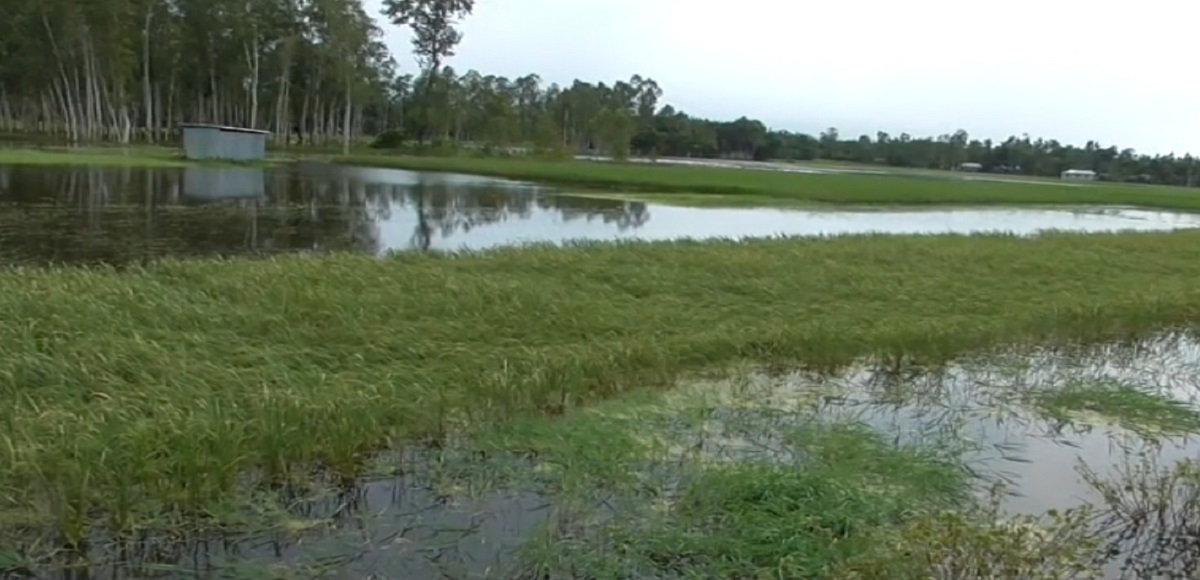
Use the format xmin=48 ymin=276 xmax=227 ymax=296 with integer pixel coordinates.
xmin=2 ymin=232 xmax=1200 ymax=554
xmin=503 ymin=381 xmax=1101 ymax=580
xmin=0 ymin=147 xmax=192 ymax=167
xmin=334 ymin=154 xmax=1200 ymax=212
xmin=563 ymin=191 xmax=828 ymax=208
xmin=1032 ymin=380 xmax=1200 ymax=437
xmin=0 ymin=147 xmax=297 ymax=168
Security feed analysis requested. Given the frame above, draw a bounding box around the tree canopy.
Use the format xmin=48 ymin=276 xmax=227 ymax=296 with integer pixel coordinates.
xmin=0 ymin=0 xmax=1194 ymax=185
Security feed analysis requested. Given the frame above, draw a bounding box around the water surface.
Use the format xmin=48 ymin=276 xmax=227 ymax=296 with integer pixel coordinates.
xmin=1 ymin=163 xmax=1198 ymax=266
xmin=747 ymin=335 xmax=1200 ymax=579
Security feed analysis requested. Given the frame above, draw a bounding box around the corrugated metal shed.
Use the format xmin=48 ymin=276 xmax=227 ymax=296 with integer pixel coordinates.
xmin=179 ymin=123 xmax=270 ymax=161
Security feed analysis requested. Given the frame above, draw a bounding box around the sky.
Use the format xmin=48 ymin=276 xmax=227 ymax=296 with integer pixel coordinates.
xmin=365 ymin=0 xmax=1200 ymax=156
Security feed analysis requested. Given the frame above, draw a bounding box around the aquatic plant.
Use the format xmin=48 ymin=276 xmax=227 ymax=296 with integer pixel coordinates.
xmin=1032 ymin=380 xmax=1200 ymax=438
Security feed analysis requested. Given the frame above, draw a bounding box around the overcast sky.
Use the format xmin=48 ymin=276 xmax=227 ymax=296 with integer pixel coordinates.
xmin=366 ymin=0 xmax=1199 ymax=156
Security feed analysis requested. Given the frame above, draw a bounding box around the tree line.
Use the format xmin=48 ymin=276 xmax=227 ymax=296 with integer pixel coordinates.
xmin=1 ymin=0 xmax=1194 ymax=186
xmin=379 ymin=68 xmax=1200 ymax=186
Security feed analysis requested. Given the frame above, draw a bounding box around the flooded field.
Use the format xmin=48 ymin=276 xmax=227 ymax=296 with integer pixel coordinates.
xmin=1 ymin=163 xmax=1199 ymax=265
xmin=9 ymin=333 xmax=1200 ymax=579
xmin=5 ymin=160 xmax=1200 ymax=578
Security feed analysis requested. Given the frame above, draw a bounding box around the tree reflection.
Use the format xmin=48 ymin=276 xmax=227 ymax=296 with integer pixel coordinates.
xmin=0 ymin=165 xmax=654 ymax=266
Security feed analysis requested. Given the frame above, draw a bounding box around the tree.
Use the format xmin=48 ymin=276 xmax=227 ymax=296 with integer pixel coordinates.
xmin=0 ymin=0 xmax=394 ymax=146
xmin=380 ymin=0 xmax=474 ymax=142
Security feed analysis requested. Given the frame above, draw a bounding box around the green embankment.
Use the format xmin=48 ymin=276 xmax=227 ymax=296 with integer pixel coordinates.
xmin=334 ymin=154 xmax=1200 ymax=211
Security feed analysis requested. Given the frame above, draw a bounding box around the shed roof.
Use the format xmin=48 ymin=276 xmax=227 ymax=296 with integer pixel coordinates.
xmin=179 ymin=122 xmax=270 ymax=135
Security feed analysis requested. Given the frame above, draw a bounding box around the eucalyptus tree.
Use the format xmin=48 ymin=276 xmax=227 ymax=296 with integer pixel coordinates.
xmin=0 ymin=0 xmax=393 ymax=145
xmin=380 ymin=0 xmax=474 ymax=142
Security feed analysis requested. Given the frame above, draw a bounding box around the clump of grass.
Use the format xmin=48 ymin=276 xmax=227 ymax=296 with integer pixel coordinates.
xmin=887 ymin=500 xmax=1103 ymax=580
xmin=497 ymin=368 xmax=1106 ymax=579
xmin=517 ymin=411 xmax=1098 ymax=579
xmin=334 ymin=154 xmax=1200 ymax=211
xmin=4 ymin=232 xmax=1200 ymax=541
xmin=1031 ymin=380 xmax=1200 ymax=437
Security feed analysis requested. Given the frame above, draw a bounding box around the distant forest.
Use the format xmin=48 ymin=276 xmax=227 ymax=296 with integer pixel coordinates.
xmin=0 ymin=0 xmax=1193 ymax=186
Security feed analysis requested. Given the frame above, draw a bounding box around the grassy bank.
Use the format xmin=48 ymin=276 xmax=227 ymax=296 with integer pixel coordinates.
xmin=335 ymin=154 xmax=1200 ymax=211
xmin=0 ymin=147 xmax=193 ymax=167
xmin=0 ymin=146 xmax=311 ymax=167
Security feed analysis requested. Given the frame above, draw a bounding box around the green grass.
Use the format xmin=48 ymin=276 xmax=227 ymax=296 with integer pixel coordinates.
xmin=494 ymin=378 xmax=1101 ymax=579
xmin=594 ymin=432 xmax=967 ymax=579
xmin=0 ymin=147 xmax=193 ymax=167
xmin=1032 ymin=380 xmax=1200 ymax=436
xmin=564 ymin=191 xmax=828 ymax=208
xmin=0 ymin=146 xmax=305 ymax=168
xmin=470 ymin=370 xmax=1101 ymax=579
xmin=5 ymin=231 xmax=1200 ymax=548
xmin=335 ymin=154 xmax=1200 ymax=211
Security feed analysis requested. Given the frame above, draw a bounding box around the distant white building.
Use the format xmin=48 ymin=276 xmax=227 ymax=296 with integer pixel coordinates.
xmin=957 ymin=162 xmax=983 ymax=172
xmin=1061 ymin=169 xmax=1097 ymax=181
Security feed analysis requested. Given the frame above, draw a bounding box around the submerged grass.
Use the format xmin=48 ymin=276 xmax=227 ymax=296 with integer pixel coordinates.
xmin=334 ymin=154 xmax=1200 ymax=211
xmin=500 ymin=375 xmax=1101 ymax=579
xmin=5 ymin=231 xmax=1200 ymax=542
xmin=1032 ymin=380 xmax=1200 ymax=436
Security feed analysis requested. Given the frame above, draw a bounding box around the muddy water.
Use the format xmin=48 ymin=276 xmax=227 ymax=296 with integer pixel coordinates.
xmin=1 ymin=163 xmax=1199 ymax=266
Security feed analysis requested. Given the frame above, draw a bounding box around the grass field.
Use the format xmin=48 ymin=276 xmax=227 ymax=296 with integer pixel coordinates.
xmin=4 ymin=230 xmax=1200 ymax=574
xmin=335 ymin=154 xmax=1200 ymax=211
xmin=0 ymin=145 xmax=318 ymax=167
xmin=0 ymin=147 xmax=194 ymax=167
xmin=6 ymin=144 xmax=1199 ymax=212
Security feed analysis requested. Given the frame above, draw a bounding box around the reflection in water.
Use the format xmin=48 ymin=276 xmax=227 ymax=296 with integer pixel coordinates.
xmin=2 ymin=163 xmax=1200 ymax=266
xmin=1084 ymin=455 xmax=1200 ymax=579
xmin=0 ymin=164 xmax=649 ymax=266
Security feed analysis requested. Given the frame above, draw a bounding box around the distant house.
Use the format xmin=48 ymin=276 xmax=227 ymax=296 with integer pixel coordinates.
xmin=956 ymin=162 xmax=983 ymax=172
xmin=1060 ymin=169 xmax=1097 ymax=181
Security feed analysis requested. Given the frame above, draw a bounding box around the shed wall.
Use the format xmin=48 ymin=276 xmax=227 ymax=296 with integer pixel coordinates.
xmin=181 ymin=126 xmax=224 ymax=160
xmin=221 ymin=131 xmax=268 ymax=161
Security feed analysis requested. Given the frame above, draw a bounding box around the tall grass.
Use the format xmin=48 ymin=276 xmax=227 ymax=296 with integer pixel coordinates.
xmin=335 ymin=154 xmax=1200 ymax=211
xmin=4 ymin=231 xmax=1200 ymax=540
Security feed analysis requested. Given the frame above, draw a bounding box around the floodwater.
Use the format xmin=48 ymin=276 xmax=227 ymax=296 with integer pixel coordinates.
xmin=0 ymin=163 xmax=1198 ymax=265
xmin=23 ymin=334 xmax=1200 ymax=579
xmin=728 ymin=334 xmax=1200 ymax=579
